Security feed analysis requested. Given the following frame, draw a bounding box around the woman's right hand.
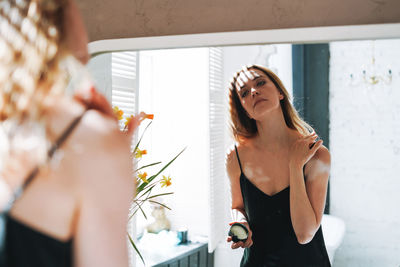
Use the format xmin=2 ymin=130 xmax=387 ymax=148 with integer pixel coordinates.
xmin=289 ymin=132 xmax=322 ymax=169
xmin=226 ymin=221 xmax=253 ymax=249
xmin=73 ymin=86 xmax=141 ymax=135
xmin=74 ymin=86 xmax=116 ymax=120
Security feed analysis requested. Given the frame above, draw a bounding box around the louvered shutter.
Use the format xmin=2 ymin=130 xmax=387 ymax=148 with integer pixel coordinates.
xmin=111 ymin=51 xmax=139 ymax=129
xmin=208 ymin=47 xmax=227 ymax=253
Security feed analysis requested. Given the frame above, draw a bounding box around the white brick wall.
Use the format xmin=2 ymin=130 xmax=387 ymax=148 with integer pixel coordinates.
xmin=329 ymin=39 xmax=400 ymax=267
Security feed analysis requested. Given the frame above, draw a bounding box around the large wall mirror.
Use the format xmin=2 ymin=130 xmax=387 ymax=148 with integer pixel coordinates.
xmin=86 ymin=24 xmax=400 ymax=267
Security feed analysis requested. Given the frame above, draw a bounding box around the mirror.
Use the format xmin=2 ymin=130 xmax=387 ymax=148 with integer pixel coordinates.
xmin=86 ymin=25 xmax=400 ymax=267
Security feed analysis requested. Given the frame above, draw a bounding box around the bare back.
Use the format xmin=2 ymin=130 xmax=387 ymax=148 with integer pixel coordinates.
xmin=8 ymin=96 xmax=133 ymax=266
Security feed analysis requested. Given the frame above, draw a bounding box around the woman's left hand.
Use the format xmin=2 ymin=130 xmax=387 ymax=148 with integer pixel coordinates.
xmin=289 ymin=132 xmax=323 ymax=169
xmin=227 ymin=221 xmax=253 ymax=249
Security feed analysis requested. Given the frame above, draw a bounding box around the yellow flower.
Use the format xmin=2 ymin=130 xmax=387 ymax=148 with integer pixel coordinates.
xmin=135 ymin=148 xmax=147 ymax=159
xmin=113 ymin=106 xmax=124 ymax=121
xmin=160 ymin=175 xmax=172 ymax=187
xmin=138 ymin=172 xmax=148 ymax=183
xmin=125 ymin=115 xmax=134 ymax=128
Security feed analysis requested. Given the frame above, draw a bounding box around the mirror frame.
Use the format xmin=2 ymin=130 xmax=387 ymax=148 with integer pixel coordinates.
xmin=88 ymin=23 xmax=400 ymax=55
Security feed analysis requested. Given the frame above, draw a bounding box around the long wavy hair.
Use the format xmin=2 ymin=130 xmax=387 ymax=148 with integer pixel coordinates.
xmin=229 ymin=65 xmax=314 ymax=143
xmin=0 ymin=0 xmax=70 ymax=122
xmin=0 ymin=0 xmax=77 ymax=170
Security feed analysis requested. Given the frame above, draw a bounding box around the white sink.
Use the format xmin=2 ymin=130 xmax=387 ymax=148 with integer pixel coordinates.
xmin=321 ymin=214 xmax=346 ymax=264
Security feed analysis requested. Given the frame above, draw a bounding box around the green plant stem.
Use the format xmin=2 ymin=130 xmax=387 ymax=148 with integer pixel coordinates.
xmin=134 ymin=162 xmax=162 ymax=172
xmin=148 ymin=200 xmax=171 ymax=210
xmin=133 ymin=121 xmax=152 ymax=154
xmin=136 ymin=147 xmax=186 ymax=193
xmin=128 ymin=232 xmax=145 ymax=265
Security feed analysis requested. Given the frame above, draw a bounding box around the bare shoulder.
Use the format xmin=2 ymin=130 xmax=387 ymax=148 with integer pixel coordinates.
xmin=79 ymin=109 xmax=120 ymax=138
xmin=225 ymin=145 xmax=237 ymax=170
xmin=225 ymin=144 xmax=242 ymax=180
xmin=78 ymin=110 xmax=129 ymax=151
xmin=72 ymin=110 xmax=132 ymax=186
xmin=313 ymin=145 xmax=331 ymax=165
xmin=305 ymin=145 xmax=331 ymax=179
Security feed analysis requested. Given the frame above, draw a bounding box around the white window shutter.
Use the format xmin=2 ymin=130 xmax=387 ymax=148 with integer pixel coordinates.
xmin=208 ymin=47 xmax=227 ymax=253
xmin=111 ymin=51 xmax=139 ymax=127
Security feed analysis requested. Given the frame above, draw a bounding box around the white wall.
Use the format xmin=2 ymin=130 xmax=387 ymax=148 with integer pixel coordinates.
xmin=329 ymin=39 xmax=400 ymax=267
xmin=86 ymin=53 xmax=112 ymax=99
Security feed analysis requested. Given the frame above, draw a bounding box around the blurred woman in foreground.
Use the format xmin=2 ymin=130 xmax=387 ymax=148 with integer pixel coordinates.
xmin=0 ymin=0 xmax=139 ymax=266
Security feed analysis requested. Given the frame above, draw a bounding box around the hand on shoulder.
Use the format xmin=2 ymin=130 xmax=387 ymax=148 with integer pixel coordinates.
xmin=313 ymin=145 xmax=331 ymax=164
xmin=304 ymin=144 xmax=331 ymax=180
xmin=289 ymin=132 xmax=324 ymax=169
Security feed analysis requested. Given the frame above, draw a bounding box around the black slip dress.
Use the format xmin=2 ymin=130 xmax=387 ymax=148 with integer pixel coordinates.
xmin=234 ymin=146 xmax=331 ymax=267
xmin=0 ymin=110 xmax=87 ymax=267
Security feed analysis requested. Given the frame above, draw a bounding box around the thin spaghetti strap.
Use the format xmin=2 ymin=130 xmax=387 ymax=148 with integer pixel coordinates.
xmin=47 ymin=109 xmax=87 ymax=159
xmin=234 ymin=145 xmax=243 ymax=173
xmin=26 ymin=108 xmax=88 ymax=189
xmin=2 ymin=108 xmax=88 ymax=214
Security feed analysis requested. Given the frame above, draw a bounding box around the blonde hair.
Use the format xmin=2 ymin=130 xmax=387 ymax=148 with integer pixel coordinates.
xmin=0 ymin=0 xmax=69 ymax=122
xmin=0 ymin=0 xmax=76 ymax=171
xmin=228 ymin=65 xmax=314 ymax=142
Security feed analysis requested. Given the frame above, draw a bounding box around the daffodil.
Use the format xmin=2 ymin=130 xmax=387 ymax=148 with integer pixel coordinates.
xmin=125 ymin=115 xmax=134 ymax=128
xmin=135 ymin=148 xmax=147 ymax=159
xmin=139 ymin=112 xmax=154 ymax=123
xmin=113 ymin=106 xmax=124 ymax=121
xmin=160 ymin=175 xmax=172 ymax=187
xmin=145 ymin=114 xmax=154 ymax=120
xmin=138 ymin=172 xmax=148 ymax=183
xmin=112 ymin=109 xmax=182 ymax=264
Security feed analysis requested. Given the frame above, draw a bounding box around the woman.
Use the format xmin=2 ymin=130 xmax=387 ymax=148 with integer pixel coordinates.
xmin=226 ymin=65 xmax=331 ymax=266
xmin=0 ymin=0 xmax=139 ymax=266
